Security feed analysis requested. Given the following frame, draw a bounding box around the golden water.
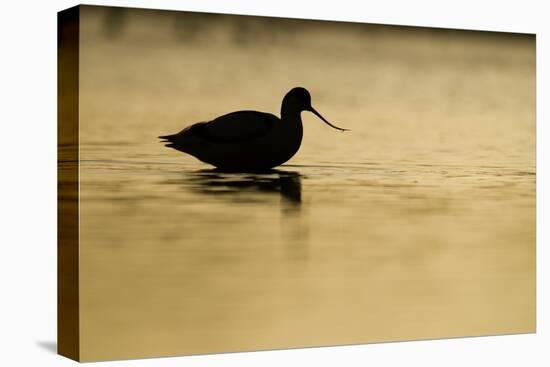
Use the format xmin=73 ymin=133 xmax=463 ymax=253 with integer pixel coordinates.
xmin=76 ymin=6 xmax=535 ymax=361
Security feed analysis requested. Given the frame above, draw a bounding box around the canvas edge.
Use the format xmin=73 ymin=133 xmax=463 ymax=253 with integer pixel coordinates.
xmin=57 ymin=4 xmax=81 ymax=362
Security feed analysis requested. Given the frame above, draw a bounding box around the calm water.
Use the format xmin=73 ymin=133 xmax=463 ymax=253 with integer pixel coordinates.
xmin=76 ymin=7 xmax=535 ymax=361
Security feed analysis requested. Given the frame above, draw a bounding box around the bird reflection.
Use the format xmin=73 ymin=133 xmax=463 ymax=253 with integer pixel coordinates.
xmin=183 ymin=169 xmax=302 ymax=208
xmin=166 ymin=169 xmax=308 ymax=260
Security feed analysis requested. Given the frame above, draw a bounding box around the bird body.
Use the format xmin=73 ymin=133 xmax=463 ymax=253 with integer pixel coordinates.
xmin=160 ymin=87 xmax=347 ymax=171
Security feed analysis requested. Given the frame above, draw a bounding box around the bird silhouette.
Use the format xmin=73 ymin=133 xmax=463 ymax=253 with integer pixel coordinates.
xmin=159 ymin=87 xmax=349 ymax=171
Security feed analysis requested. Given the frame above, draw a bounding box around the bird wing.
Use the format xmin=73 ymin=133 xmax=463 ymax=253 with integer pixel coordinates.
xmin=194 ymin=110 xmax=277 ymax=143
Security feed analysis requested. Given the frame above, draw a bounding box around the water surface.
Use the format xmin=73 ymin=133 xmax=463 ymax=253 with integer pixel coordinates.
xmin=77 ymin=6 xmax=535 ymax=361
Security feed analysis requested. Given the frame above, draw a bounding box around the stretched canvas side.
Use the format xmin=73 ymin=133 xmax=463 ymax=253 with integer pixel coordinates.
xmin=57 ymin=5 xmax=80 ymax=362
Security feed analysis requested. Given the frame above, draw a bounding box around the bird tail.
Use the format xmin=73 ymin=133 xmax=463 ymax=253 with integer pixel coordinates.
xmin=158 ymin=133 xmax=177 ymax=147
xmin=159 ymin=124 xmax=204 ymax=152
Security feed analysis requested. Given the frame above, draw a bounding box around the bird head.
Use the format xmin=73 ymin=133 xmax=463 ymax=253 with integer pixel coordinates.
xmin=284 ymin=87 xmax=350 ymax=132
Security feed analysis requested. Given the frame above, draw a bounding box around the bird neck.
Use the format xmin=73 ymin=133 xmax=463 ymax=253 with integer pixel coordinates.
xmin=280 ymin=103 xmax=303 ymax=125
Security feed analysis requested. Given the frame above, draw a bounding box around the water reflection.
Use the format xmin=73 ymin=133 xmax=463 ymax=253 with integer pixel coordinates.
xmin=162 ymin=168 xmax=308 ymax=257
xmin=183 ymin=169 xmax=302 ymax=208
